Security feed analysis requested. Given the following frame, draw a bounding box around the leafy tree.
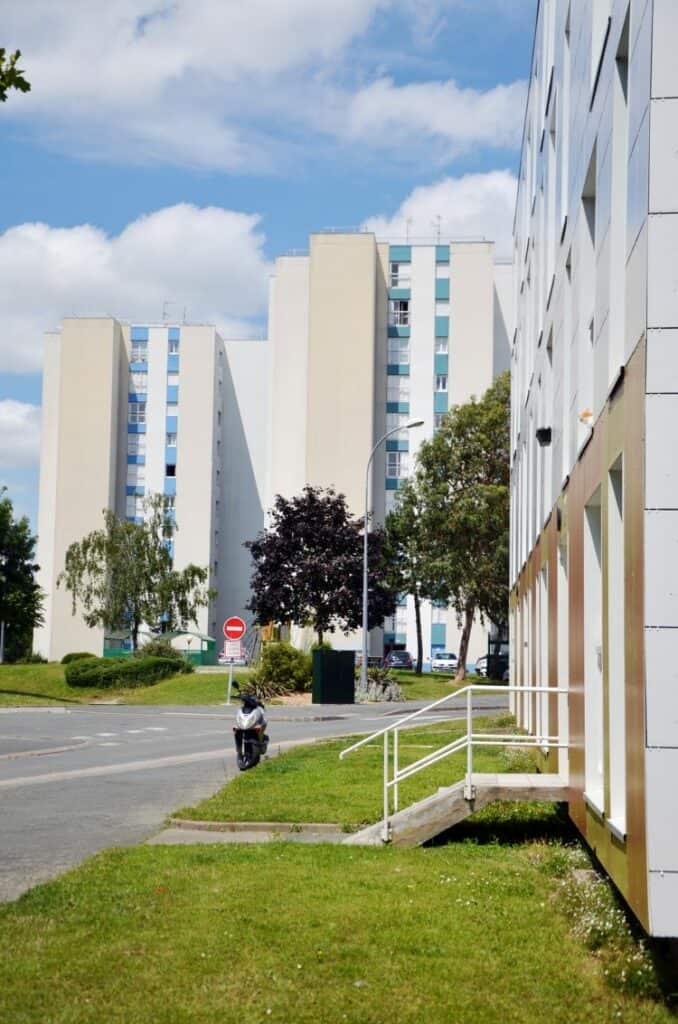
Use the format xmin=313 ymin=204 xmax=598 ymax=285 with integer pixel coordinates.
xmin=57 ymin=494 xmax=213 ymax=649
xmin=383 ymin=480 xmax=428 ymax=674
xmin=414 ymin=372 xmax=510 ymax=679
xmin=0 ymin=49 xmax=30 ymax=102
xmin=0 ymin=488 xmax=43 ymax=662
xmin=246 ymin=486 xmax=398 ymax=644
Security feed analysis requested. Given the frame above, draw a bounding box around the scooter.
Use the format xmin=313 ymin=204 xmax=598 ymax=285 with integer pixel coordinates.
xmin=232 ymin=686 xmax=269 ymax=770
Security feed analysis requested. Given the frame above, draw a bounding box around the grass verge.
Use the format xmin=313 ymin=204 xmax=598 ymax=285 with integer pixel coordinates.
xmin=0 ymin=841 xmax=672 ymax=1024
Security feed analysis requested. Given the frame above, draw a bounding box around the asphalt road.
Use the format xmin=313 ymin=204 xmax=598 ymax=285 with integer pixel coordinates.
xmin=0 ymin=694 xmax=508 ymax=902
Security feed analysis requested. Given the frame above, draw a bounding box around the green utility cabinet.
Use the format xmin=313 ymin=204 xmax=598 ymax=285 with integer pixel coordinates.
xmin=312 ymin=650 xmax=355 ymax=704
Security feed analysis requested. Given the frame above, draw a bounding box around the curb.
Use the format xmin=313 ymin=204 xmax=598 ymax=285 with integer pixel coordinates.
xmin=0 ymin=738 xmax=89 ymax=761
xmin=168 ymin=817 xmax=345 ymax=835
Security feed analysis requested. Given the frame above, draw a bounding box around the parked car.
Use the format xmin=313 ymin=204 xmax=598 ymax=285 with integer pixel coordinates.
xmin=430 ymin=651 xmax=458 ymax=673
xmin=383 ymin=650 xmax=414 ymax=670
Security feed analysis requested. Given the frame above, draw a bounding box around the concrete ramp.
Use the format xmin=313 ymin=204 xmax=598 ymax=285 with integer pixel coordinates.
xmin=343 ymin=773 xmax=568 ymax=847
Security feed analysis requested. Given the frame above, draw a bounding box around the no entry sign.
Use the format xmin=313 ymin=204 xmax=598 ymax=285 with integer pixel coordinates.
xmin=223 ymin=616 xmax=246 ymax=641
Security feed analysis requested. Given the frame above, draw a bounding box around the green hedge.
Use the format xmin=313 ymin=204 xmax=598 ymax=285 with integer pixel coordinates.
xmin=61 ymin=651 xmax=97 ymax=665
xmin=65 ymin=655 xmax=189 ymax=689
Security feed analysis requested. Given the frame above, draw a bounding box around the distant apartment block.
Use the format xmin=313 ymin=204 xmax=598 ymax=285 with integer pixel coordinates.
xmin=510 ymin=0 xmax=678 ymax=935
xmin=267 ymin=232 xmax=513 ymax=663
xmin=35 ymin=318 xmax=268 ymax=661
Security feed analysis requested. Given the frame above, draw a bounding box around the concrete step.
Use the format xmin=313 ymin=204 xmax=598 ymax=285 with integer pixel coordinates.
xmin=343 ymin=772 xmax=568 ymax=848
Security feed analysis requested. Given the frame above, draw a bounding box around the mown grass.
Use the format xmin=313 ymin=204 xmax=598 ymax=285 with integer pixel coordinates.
xmin=178 ymin=716 xmax=549 ymax=830
xmin=0 ymin=841 xmax=672 ymax=1024
xmin=0 ymin=664 xmax=252 ymax=707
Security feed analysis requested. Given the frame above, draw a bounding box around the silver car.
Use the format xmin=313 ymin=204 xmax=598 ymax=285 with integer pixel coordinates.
xmin=430 ymin=651 xmax=458 ymax=673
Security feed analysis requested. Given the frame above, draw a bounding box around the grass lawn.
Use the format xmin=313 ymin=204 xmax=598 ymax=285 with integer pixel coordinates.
xmin=392 ymin=669 xmax=496 ymax=701
xmin=0 ymin=841 xmax=670 ymax=1024
xmin=178 ymin=716 xmax=552 ymax=830
xmin=0 ymin=664 xmax=252 ymax=707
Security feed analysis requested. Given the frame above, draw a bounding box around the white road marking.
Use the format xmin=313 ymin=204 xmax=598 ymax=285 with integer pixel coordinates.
xmin=99 ymin=742 xmax=121 ymax=747
xmin=70 ymin=735 xmax=91 ymax=740
xmin=126 ymin=730 xmax=144 ymax=734
xmin=145 ymin=727 xmax=167 ymax=732
xmin=96 ymin=732 xmax=117 ymax=738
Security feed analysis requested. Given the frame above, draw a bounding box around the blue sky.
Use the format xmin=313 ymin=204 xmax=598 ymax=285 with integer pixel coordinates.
xmin=0 ymin=0 xmax=536 ymax=526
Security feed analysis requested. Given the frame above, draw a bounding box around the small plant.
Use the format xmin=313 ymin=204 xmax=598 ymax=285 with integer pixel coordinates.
xmin=14 ymin=651 xmax=48 ymax=664
xmin=238 ymin=676 xmax=291 ymax=702
xmin=133 ymin=637 xmax=186 ymax=663
xmin=250 ymin=642 xmax=312 ymax=694
xmin=498 ymin=746 xmax=538 ymax=773
xmin=61 ymin=651 xmax=96 ymax=665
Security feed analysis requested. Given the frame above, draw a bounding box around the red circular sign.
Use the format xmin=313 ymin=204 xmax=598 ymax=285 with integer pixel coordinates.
xmin=223 ymin=616 xmax=246 ymax=640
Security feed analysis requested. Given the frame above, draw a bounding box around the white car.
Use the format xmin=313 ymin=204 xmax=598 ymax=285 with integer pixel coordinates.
xmin=430 ymin=651 xmax=458 ymax=673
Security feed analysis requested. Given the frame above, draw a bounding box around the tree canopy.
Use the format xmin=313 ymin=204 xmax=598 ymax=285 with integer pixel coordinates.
xmin=383 ymin=480 xmax=428 ymax=673
xmin=57 ymin=494 xmax=213 ymax=648
xmin=246 ymin=486 xmax=398 ymax=644
xmin=413 ymin=371 xmax=511 ymax=677
xmin=0 ymin=49 xmax=30 ymax=103
xmin=0 ymin=488 xmax=43 ymax=662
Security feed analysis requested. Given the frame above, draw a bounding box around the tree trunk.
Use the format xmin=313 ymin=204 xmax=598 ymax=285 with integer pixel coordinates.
xmin=131 ymin=618 xmax=139 ymax=652
xmin=317 ymin=628 xmax=323 ymax=646
xmin=455 ymin=603 xmax=475 ymax=682
xmin=414 ymin=590 xmax=423 ymax=675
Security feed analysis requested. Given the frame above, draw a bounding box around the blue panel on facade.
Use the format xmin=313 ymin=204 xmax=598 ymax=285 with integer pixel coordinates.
xmin=385 ymin=479 xmax=399 ymax=491
xmin=127 ymin=423 xmax=147 ymax=434
xmin=167 ymin=354 xmax=180 ymax=373
xmin=434 ymin=392 xmax=448 ymax=414
xmin=126 ymin=485 xmax=144 ymax=497
xmin=387 ymin=364 xmax=410 ymax=377
xmin=128 ymin=392 xmax=147 ymax=403
xmin=131 ymin=326 xmax=149 ymax=341
xmin=434 ymin=353 xmax=449 ymax=376
xmin=166 ymin=385 xmax=179 ymax=403
xmin=166 ymin=416 xmax=178 ymax=433
xmin=164 ymin=478 xmax=177 ymax=496
xmin=127 ymin=455 xmax=146 ymax=465
xmin=388 ymin=287 xmax=411 ymax=301
xmin=387 ymin=325 xmax=411 ymax=338
xmin=389 ymin=245 xmax=411 ymax=262
xmin=386 ymin=401 xmax=410 ymax=414
xmin=384 ymin=633 xmax=395 ymax=644
xmin=435 ymin=316 xmax=449 ymax=338
xmin=395 ymin=633 xmax=407 ymax=645
xmin=168 ymin=327 xmax=180 ymax=342
xmin=129 ymin=360 xmax=147 ymax=372
xmin=431 ymin=623 xmax=446 ymax=646
xmin=435 ymin=278 xmax=450 ymax=300
xmin=386 ymin=439 xmax=409 ymax=452
xmin=165 ymin=447 xmax=177 ymax=466
xmin=436 ymin=245 xmax=450 ymax=264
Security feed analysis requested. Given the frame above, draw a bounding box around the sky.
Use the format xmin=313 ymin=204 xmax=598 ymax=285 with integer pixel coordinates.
xmin=0 ymin=0 xmax=536 ymax=527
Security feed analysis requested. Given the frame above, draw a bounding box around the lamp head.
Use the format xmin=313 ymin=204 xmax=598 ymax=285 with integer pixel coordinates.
xmin=407 ymin=419 xmax=425 ymax=429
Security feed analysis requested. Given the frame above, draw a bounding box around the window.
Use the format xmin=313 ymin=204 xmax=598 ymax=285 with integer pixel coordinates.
xmin=167 ymin=373 xmax=180 ymax=387
xmin=434 ymin=412 xmax=445 ymax=430
xmin=386 ymin=412 xmax=408 ymax=438
xmin=131 ymin=342 xmax=147 ymax=363
xmin=387 ymin=380 xmax=409 ymax=404
xmin=435 ymin=375 xmax=448 ymax=392
xmin=435 ymin=264 xmax=449 ymax=280
xmin=435 ymin=302 xmax=450 ymax=318
xmin=431 ymin=605 xmax=446 ymax=625
xmin=128 ymin=435 xmax=146 ymax=455
xmin=130 ymin=372 xmax=147 ymax=394
xmin=390 ymin=262 xmax=410 ymax=288
xmin=386 ymin=451 xmax=408 ymax=479
xmin=128 ymin=401 xmax=146 ymax=424
xmin=126 ymin=495 xmax=144 ymax=517
xmin=166 ymin=464 xmax=176 ymax=477
xmin=387 ymin=337 xmax=409 ymax=364
xmin=388 ymin=299 xmax=410 ymax=326
xmin=168 ymin=338 xmax=180 ymax=354
xmin=166 ymin=432 xmax=177 ymax=447
xmin=164 ymin=494 xmax=176 ymax=511
xmin=127 ymin=466 xmax=145 ymax=486
xmin=166 ymin=403 xmax=178 ymax=417
xmin=385 ymin=490 xmax=397 ymax=515
xmin=435 ymin=338 xmax=448 ymax=354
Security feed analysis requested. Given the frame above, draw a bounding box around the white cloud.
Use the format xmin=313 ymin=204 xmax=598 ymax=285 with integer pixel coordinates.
xmin=0 ymin=401 xmax=41 ymax=469
xmin=2 ymin=0 xmax=528 ymax=170
xmin=0 ymin=204 xmax=271 ymax=373
xmin=363 ymin=170 xmax=518 ymax=258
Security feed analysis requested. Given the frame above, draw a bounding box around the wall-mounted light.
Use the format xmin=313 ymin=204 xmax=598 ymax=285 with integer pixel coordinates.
xmin=535 ymin=427 xmax=552 ymax=447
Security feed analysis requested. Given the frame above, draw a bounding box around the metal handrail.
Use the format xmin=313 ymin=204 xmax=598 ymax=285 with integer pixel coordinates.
xmin=340 ymin=684 xmax=568 ymax=842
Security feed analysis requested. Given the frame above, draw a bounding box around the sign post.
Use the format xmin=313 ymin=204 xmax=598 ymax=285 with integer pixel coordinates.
xmin=223 ymin=617 xmax=247 ymax=704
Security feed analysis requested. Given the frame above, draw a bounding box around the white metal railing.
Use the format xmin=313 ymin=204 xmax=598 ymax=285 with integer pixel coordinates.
xmin=340 ymin=684 xmax=568 ymax=842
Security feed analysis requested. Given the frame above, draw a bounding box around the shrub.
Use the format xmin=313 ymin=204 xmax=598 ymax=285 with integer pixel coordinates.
xmin=14 ymin=651 xmax=48 ymax=664
xmin=61 ymin=651 xmax=96 ymax=665
xmin=251 ymin=642 xmax=312 ymax=694
xmin=133 ymin=637 xmax=186 ymax=663
xmin=65 ymin=655 xmax=190 ymax=689
xmin=239 ymin=677 xmax=291 ymax=702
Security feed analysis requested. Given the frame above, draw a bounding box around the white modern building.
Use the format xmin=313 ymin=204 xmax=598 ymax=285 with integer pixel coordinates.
xmin=267 ymin=232 xmax=513 ymax=663
xmin=34 ymin=317 xmax=268 ymax=662
xmin=511 ymin=0 xmax=678 ymax=936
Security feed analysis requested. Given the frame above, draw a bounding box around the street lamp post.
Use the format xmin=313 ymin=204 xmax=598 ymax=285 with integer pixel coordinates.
xmin=360 ymin=419 xmax=424 ymax=691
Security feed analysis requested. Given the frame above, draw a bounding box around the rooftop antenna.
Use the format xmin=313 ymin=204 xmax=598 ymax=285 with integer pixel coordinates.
xmin=162 ymin=300 xmax=178 ymax=323
xmin=431 ymin=215 xmax=442 ymax=244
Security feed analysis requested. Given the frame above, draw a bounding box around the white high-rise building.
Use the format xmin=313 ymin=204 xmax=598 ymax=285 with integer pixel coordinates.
xmin=267 ymin=232 xmax=513 ymax=663
xmin=34 ymin=317 xmax=268 ymax=661
xmin=511 ymin=0 xmax=678 ymax=936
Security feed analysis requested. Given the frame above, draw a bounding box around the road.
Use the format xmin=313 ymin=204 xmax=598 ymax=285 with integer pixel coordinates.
xmin=0 ymin=694 xmax=507 ymax=902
